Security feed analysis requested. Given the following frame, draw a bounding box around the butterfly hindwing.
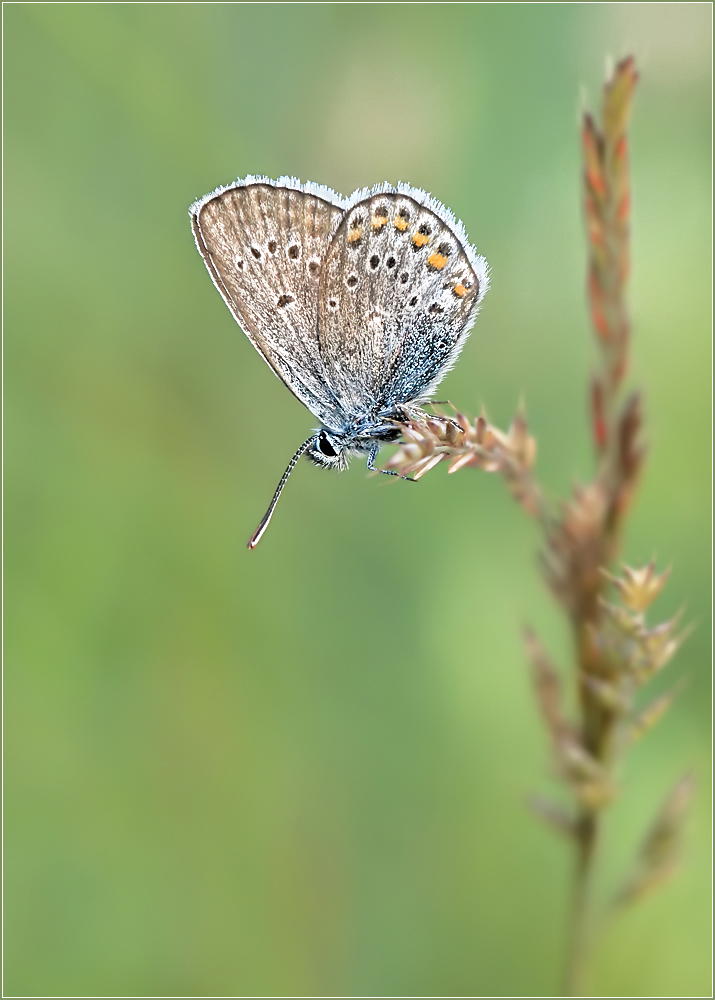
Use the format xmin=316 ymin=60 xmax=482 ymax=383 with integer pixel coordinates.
xmin=317 ymin=187 xmax=488 ymax=418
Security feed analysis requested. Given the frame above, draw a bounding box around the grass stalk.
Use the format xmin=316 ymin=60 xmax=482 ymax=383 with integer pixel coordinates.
xmin=385 ymin=56 xmax=693 ymax=996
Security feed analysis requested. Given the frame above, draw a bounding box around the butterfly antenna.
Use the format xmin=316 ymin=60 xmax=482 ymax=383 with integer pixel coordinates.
xmin=247 ymin=437 xmax=314 ymax=549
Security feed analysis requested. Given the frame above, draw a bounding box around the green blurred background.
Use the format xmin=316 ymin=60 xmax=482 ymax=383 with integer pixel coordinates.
xmin=4 ymin=4 xmax=711 ymax=997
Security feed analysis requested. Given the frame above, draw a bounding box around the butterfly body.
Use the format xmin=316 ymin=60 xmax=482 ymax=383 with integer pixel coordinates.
xmin=189 ymin=176 xmax=489 ymax=543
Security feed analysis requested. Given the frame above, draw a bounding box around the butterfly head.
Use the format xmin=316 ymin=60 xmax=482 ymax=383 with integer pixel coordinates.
xmin=306 ymin=429 xmax=351 ymax=471
xmin=248 ymin=421 xmax=405 ymax=548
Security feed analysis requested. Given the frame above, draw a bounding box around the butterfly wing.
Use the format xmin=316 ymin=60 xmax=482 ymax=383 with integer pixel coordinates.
xmin=317 ymin=185 xmax=488 ymax=418
xmin=190 ymin=177 xmax=346 ymax=426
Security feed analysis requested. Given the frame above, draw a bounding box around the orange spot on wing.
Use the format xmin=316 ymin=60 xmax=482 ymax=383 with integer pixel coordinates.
xmin=348 ymin=227 xmax=363 ymax=243
xmin=394 ymin=216 xmax=409 ymax=231
xmin=412 ymin=232 xmax=430 ymax=247
xmin=427 ymin=251 xmax=448 ymax=270
xmin=453 ymin=282 xmax=468 ymax=297
xmin=372 ymin=215 xmax=388 ymax=230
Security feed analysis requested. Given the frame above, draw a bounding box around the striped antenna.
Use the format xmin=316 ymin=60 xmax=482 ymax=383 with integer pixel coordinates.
xmin=247 ymin=437 xmax=314 ymax=549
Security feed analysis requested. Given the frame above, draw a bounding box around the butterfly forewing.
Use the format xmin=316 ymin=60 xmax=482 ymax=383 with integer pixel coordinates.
xmin=191 ymin=181 xmax=345 ymax=425
xmin=317 ymin=190 xmax=485 ymax=417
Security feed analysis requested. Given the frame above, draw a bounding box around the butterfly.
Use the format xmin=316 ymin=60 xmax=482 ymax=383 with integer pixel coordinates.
xmin=189 ymin=176 xmax=489 ymax=546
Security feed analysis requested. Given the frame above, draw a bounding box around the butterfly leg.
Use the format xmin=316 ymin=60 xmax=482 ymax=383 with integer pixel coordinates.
xmin=388 ymin=403 xmax=461 ymax=436
xmin=367 ymin=443 xmax=416 ymax=482
xmin=423 ymin=400 xmax=464 ymax=433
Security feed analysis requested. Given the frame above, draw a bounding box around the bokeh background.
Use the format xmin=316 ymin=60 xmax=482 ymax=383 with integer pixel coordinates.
xmin=4 ymin=4 xmax=711 ymax=997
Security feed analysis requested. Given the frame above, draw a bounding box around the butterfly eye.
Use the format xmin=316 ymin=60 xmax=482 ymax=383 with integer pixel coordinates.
xmin=317 ymin=432 xmax=338 ymax=458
